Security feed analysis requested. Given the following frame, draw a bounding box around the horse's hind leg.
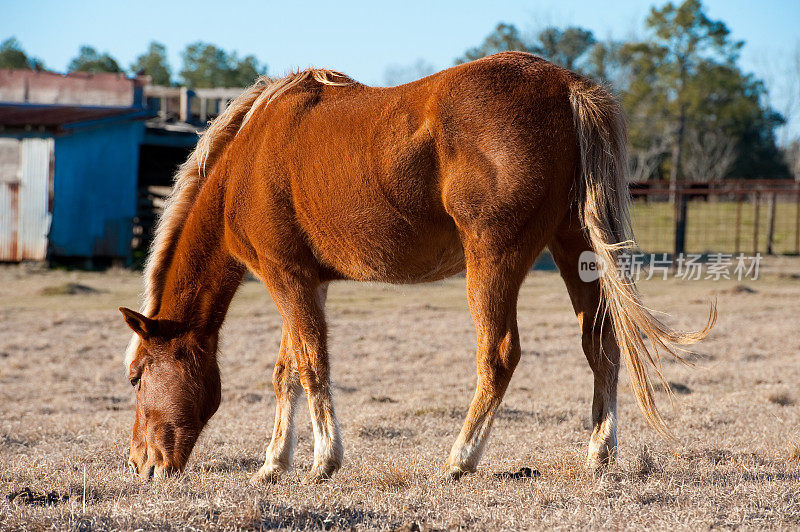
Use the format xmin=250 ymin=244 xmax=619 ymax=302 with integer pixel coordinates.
xmin=251 ymin=326 xmax=302 ymax=484
xmin=549 ymin=214 xmax=620 ymax=470
xmin=445 ymin=247 xmax=529 ymax=479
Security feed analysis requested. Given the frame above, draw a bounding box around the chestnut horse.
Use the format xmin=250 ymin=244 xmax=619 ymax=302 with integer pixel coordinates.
xmin=120 ymin=52 xmax=713 ymax=482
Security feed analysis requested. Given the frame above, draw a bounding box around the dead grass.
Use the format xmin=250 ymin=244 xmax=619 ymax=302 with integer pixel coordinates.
xmin=1 ymin=263 xmax=799 ymax=529
xmin=369 ymin=464 xmax=416 ymax=493
xmin=788 ymin=442 xmax=800 ymax=463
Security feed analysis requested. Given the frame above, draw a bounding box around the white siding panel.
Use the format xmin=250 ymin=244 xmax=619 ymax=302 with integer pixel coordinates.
xmin=19 ymin=138 xmax=52 ymax=260
xmin=0 ymin=138 xmax=20 ymax=261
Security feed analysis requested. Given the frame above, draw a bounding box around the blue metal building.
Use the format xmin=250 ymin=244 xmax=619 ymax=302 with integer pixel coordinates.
xmin=0 ymin=70 xmax=243 ymax=264
xmin=0 ymin=103 xmax=151 ymax=264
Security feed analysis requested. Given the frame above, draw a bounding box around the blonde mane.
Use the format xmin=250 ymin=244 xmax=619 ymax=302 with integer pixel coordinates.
xmin=125 ymin=68 xmax=353 ymax=367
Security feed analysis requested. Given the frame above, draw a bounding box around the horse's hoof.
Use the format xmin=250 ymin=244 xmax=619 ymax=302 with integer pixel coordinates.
xmin=301 ymin=470 xmax=330 ymax=484
xmin=586 ymin=456 xmax=616 ymax=477
xmin=586 ymin=461 xmax=606 ymax=477
xmin=443 ymin=467 xmax=470 ymax=482
xmin=300 ymin=462 xmax=338 ymax=484
xmin=586 ymin=444 xmax=616 ymax=474
xmin=250 ymin=465 xmax=285 ymax=485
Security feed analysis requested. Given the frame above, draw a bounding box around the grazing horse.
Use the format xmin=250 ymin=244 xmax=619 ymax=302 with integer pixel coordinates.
xmin=120 ymin=52 xmax=714 ymax=483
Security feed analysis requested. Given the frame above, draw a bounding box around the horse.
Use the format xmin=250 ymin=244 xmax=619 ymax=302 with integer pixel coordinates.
xmin=119 ymin=51 xmax=714 ymax=483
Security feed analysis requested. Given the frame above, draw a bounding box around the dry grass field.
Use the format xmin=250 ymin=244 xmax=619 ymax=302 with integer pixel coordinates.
xmin=1 ymin=261 xmax=799 ymax=530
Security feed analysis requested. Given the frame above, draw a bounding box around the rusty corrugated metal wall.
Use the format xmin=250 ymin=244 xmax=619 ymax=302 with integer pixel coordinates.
xmin=0 ymin=138 xmax=19 ymax=260
xmin=0 ymin=136 xmax=51 ymax=261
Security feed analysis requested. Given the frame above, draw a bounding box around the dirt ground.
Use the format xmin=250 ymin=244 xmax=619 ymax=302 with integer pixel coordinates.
xmin=1 ymin=261 xmax=798 ymax=530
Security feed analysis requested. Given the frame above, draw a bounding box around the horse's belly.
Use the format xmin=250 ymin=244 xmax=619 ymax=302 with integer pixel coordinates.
xmin=311 ymin=217 xmax=466 ymax=284
xmin=292 ymin=137 xmax=462 ymax=282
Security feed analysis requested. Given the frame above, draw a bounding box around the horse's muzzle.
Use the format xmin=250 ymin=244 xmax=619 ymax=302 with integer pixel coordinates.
xmin=129 ymin=448 xmax=184 ymax=480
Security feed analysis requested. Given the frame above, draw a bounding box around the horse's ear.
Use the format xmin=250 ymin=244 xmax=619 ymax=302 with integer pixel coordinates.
xmin=119 ymin=307 xmax=158 ymax=339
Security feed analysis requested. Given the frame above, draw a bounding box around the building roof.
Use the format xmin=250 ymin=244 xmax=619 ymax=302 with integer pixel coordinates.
xmin=0 ymin=69 xmax=148 ymax=107
xmin=0 ymin=103 xmax=151 ymax=130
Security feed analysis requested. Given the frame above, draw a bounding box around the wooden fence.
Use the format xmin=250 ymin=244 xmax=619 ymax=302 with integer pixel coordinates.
xmin=630 ymin=181 xmax=800 ymax=256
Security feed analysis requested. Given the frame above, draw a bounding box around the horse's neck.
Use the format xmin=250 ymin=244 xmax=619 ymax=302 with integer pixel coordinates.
xmin=156 ymin=188 xmax=244 ymax=334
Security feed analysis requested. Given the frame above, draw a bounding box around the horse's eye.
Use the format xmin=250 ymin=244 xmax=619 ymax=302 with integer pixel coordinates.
xmin=130 ymin=376 xmax=141 ymax=387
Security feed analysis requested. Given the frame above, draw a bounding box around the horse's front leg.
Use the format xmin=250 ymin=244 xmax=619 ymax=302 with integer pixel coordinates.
xmin=262 ymin=275 xmax=342 ymax=483
xmin=294 ymin=283 xmax=342 ymax=483
xmin=251 ymin=326 xmax=302 ymax=484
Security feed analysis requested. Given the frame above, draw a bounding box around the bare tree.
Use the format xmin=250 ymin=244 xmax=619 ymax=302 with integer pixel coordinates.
xmin=787 ymin=44 xmax=800 ymax=180
xmin=628 ymin=136 xmax=669 ymax=183
xmin=755 ymin=42 xmax=799 ymax=148
xmin=781 ymin=43 xmax=800 ymax=149
xmin=683 ymin=128 xmax=737 ymax=183
xmin=785 ymin=140 xmax=800 ymax=182
xmin=625 ymin=86 xmax=673 ymax=184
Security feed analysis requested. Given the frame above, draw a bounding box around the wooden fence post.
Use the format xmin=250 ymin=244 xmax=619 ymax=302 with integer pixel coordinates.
xmin=753 ymin=190 xmax=760 ymax=255
xmin=766 ymin=193 xmax=777 ymax=255
xmin=674 ymin=190 xmax=687 ymax=259
xmin=734 ymin=192 xmax=742 ymax=255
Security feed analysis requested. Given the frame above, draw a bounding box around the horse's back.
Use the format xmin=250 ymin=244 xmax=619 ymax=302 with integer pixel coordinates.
xmin=226 ymin=53 xmax=580 ymax=283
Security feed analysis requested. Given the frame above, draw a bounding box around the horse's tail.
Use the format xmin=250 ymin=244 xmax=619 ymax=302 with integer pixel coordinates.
xmin=568 ymin=78 xmax=716 ymax=438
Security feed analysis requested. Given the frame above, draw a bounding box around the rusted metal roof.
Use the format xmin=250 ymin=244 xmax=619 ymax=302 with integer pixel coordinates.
xmin=0 ymin=69 xmax=148 ymax=107
xmin=0 ymin=103 xmax=150 ymax=130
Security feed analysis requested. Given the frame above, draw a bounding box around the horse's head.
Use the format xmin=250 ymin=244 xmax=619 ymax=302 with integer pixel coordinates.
xmin=119 ymin=307 xmax=221 ymax=479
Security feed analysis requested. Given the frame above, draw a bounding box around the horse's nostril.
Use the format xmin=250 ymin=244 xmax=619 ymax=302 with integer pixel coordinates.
xmin=146 ymin=465 xmax=155 ymax=480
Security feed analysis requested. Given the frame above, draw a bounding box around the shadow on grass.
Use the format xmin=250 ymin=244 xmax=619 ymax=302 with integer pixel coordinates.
xmin=255 ymin=503 xmax=389 ymax=530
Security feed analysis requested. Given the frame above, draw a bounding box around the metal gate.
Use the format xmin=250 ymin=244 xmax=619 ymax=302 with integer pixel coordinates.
xmin=0 ymin=137 xmax=52 ymax=261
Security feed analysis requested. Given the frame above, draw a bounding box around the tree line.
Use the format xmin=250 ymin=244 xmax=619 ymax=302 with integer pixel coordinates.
xmin=0 ymin=38 xmax=266 ymax=89
xmin=452 ymin=0 xmax=792 ymax=182
xmin=1 ymin=0 xmax=794 ymax=181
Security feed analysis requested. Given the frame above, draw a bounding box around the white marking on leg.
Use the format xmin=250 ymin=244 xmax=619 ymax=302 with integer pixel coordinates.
xmin=262 ymin=391 xmax=299 ymax=472
xmin=587 ymin=391 xmax=618 ymax=468
xmin=253 ymin=330 xmax=302 ymax=484
xmin=305 ymin=392 xmax=343 ymax=481
xmin=447 ymin=399 xmax=500 ymax=474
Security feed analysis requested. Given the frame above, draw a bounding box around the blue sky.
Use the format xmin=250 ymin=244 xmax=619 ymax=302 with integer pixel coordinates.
xmin=3 ymin=0 xmax=799 ymax=138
